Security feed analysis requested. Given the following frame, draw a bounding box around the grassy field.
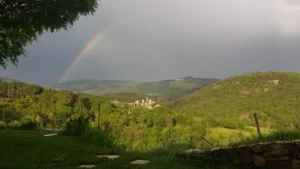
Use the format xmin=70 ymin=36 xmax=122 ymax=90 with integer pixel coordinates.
xmin=0 ymin=130 xmax=197 ymax=169
xmin=2 ymin=129 xmax=300 ymax=169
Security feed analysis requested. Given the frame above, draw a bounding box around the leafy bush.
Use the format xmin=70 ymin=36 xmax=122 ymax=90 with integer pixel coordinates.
xmin=80 ymin=128 xmax=114 ymax=148
xmin=63 ymin=117 xmax=114 ymax=147
xmin=8 ymin=120 xmax=21 ymax=129
xmin=20 ymin=120 xmax=38 ymax=130
xmin=63 ymin=118 xmax=89 ymax=136
xmin=0 ymin=121 xmax=6 ymax=129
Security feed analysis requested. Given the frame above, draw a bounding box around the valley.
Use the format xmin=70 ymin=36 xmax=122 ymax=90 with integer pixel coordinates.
xmin=54 ymin=76 xmax=219 ymax=104
xmin=1 ymin=71 xmax=300 ymax=168
xmin=2 ymin=0 xmax=298 ymax=168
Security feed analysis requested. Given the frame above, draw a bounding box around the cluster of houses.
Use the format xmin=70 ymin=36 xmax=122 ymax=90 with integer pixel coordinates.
xmin=129 ymin=97 xmax=160 ymax=109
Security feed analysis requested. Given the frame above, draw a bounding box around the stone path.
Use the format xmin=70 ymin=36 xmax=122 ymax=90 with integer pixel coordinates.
xmin=131 ymin=160 xmax=150 ymax=165
xmin=76 ymin=154 xmax=150 ymax=168
xmin=97 ymin=155 xmax=120 ymax=159
xmin=44 ymin=133 xmax=58 ymax=137
xmin=77 ymin=164 xmax=96 ymax=168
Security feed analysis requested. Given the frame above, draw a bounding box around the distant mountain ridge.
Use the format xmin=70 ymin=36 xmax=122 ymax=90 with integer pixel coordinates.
xmin=0 ymin=77 xmax=19 ymax=83
xmin=54 ymin=76 xmax=219 ymax=102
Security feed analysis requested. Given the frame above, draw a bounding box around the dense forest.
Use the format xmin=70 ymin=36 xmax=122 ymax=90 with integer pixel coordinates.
xmin=2 ymin=72 xmax=300 ymax=152
xmin=173 ymin=72 xmax=300 ymax=130
xmin=0 ymin=80 xmax=206 ymax=151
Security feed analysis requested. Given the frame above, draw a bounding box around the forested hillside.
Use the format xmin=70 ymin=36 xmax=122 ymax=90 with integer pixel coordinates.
xmin=174 ymin=72 xmax=300 ymax=130
xmin=55 ymin=77 xmax=219 ymax=103
xmin=2 ymin=72 xmax=300 ymax=152
xmin=0 ymin=80 xmax=207 ymax=151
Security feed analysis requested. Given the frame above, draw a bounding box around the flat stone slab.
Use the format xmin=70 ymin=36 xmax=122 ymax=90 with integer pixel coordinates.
xmin=97 ymin=155 xmax=120 ymax=159
xmin=44 ymin=133 xmax=58 ymax=137
xmin=77 ymin=164 xmax=96 ymax=168
xmin=183 ymin=149 xmax=203 ymax=153
xmin=131 ymin=160 xmax=150 ymax=165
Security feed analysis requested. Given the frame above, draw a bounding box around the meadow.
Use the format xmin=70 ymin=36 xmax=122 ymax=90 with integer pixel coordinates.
xmin=2 ymin=128 xmax=300 ymax=169
xmin=3 ymin=72 xmax=300 ymax=168
xmin=0 ymin=130 xmax=197 ymax=169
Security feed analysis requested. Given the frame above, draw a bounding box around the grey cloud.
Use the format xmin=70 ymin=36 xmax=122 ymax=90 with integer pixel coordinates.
xmin=1 ymin=0 xmax=300 ymax=86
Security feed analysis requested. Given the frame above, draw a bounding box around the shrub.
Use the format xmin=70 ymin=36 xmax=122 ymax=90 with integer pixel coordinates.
xmin=0 ymin=121 xmax=6 ymax=129
xmin=20 ymin=120 xmax=38 ymax=130
xmin=63 ymin=116 xmax=114 ymax=147
xmin=8 ymin=120 xmax=21 ymax=129
xmin=63 ymin=118 xmax=89 ymax=136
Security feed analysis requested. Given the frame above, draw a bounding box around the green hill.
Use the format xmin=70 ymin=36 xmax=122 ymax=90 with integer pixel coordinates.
xmin=3 ymin=72 xmax=300 ymax=169
xmin=173 ymin=72 xmax=300 ymax=130
xmin=55 ymin=77 xmax=219 ymax=103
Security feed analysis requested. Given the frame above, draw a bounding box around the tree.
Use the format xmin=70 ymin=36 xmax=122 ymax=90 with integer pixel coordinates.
xmin=0 ymin=0 xmax=99 ymax=68
xmin=67 ymin=91 xmax=78 ymax=118
xmin=82 ymin=97 xmax=92 ymax=111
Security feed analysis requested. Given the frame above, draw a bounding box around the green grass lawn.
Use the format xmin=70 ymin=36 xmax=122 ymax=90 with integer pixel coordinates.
xmin=0 ymin=130 xmax=196 ymax=169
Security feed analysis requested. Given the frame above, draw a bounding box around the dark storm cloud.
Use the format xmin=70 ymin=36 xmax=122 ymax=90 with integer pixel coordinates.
xmin=1 ymin=0 xmax=300 ymax=86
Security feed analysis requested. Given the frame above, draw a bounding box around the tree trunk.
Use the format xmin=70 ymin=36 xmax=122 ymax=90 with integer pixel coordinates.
xmin=97 ymin=102 xmax=100 ymax=132
xmin=254 ymin=113 xmax=262 ymax=138
xmin=53 ymin=103 xmax=57 ymax=131
xmin=2 ymin=104 xmax=5 ymax=123
xmin=39 ymin=103 xmax=42 ymax=130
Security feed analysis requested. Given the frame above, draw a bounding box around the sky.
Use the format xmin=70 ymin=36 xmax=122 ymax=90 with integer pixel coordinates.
xmin=1 ymin=0 xmax=300 ymax=86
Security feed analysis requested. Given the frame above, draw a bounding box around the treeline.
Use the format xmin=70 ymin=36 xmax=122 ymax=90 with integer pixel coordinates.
xmin=0 ymin=81 xmax=207 ymax=151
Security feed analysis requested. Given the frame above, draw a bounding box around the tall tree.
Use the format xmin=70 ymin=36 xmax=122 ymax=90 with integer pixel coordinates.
xmin=67 ymin=91 xmax=78 ymax=118
xmin=97 ymin=101 xmax=100 ymax=131
xmin=0 ymin=0 xmax=99 ymax=68
xmin=82 ymin=97 xmax=94 ymax=120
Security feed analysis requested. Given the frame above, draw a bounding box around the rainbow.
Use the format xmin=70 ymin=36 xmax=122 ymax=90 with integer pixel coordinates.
xmin=55 ymin=28 xmax=108 ymax=88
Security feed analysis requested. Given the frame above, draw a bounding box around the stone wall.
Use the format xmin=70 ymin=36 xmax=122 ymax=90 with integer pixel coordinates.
xmin=176 ymin=140 xmax=300 ymax=169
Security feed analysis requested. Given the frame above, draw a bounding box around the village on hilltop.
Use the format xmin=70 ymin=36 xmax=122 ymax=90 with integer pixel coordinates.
xmin=129 ymin=97 xmax=160 ymax=109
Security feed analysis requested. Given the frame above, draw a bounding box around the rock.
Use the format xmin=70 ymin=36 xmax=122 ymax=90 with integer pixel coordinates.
xmin=270 ymin=149 xmax=290 ymax=157
xmin=267 ymin=159 xmax=292 ymax=169
xmin=184 ymin=149 xmax=203 ymax=154
xmin=77 ymin=165 xmax=96 ymax=168
xmin=292 ymin=159 xmax=300 ymax=169
xmin=97 ymin=155 xmax=120 ymax=159
xmin=240 ymin=147 xmax=253 ymax=165
xmin=252 ymin=146 xmax=262 ymax=154
xmin=269 ymin=143 xmax=282 ymax=151
xmin=270 ymin=150 xmax=282 ymax=157
xmin=195 ymin=152 xmax=210 ymax=158
xmin=131 ymin=160 xmax=150 ymax=165
xmin=264 ymin=152 xmax=272 ymax=157
xmin=178 ymin=141 xmax=300 ymax=168
xmin=253 ymin=155 xmax=266 ymax=167
xmin=280 ymin=156 xmax=290 ymax=160
xmin=293 ymin=140 xmax=300 ymax=146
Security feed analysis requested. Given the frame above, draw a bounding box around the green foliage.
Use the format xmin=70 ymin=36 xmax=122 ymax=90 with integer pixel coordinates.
xmin=0 ymin=120 xmax=6 ymax=129
xmin=8 ymin=120 xmax=21 ymax=129
xmin=174 ymin=72 xmax=300 ymax=130
xmin=0 ymin=0 xmax=98 ymax=68
xmin=0 ymin=80 xmax=207 ymax=152
xmin=64 ymin=118 xmax=88 ymax=136
xmin=233 ymin=130 xmax=300 ymax=146
xmin=20 ymin=119 xmax=38 ymax=130
xmin=4 ymin=71 xmax=300 ymax=153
